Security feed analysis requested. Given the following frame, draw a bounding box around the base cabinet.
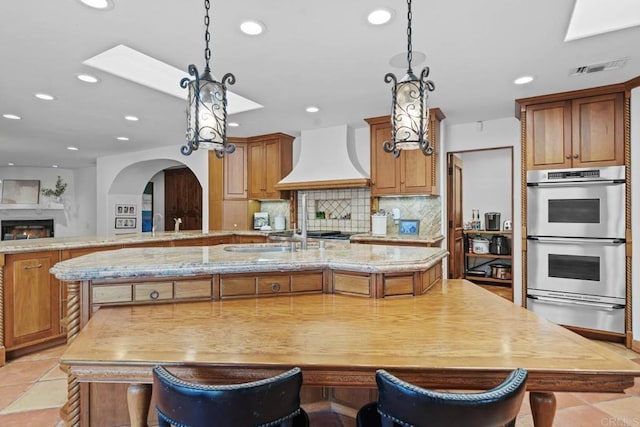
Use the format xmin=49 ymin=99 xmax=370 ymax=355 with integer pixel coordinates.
xmin=3 ymin=251 xmax=62 ymax=351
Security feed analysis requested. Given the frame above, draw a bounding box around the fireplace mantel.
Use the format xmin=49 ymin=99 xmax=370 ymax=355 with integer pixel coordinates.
xmin=0 ymin=204 xmax=64 ymax=210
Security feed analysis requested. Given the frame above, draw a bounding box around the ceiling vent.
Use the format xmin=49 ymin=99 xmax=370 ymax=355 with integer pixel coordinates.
xmin=570 ymin=58 xmax=628 ymax=76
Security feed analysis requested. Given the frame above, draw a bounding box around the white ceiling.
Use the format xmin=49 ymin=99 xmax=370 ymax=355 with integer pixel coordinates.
xmin=1 ymin=0 xmax=640 ymax=169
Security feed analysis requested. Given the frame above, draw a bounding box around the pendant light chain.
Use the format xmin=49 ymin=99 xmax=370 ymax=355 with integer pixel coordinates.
xmin=204 ymin=0 xmax=211 ymax=73
xmin=406 ymin=0 xmax=412 ymax=73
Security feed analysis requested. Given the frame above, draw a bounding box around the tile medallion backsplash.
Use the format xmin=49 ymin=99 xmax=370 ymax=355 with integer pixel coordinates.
xmin=258 ymin=189 xmax=441 ymax=237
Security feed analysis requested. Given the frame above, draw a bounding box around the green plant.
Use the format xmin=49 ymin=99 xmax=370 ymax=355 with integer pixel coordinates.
xmin=41 ymin=176 xmax=67 ymax=198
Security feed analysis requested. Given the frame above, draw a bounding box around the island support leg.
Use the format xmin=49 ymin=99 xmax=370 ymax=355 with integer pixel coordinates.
xmin=62 ymin=281 xmax=82 ymax=427
xmin=128 ymin=383 xmax=152 ymax=427
xmin=530 ymin=392 xmax=556 ymax=427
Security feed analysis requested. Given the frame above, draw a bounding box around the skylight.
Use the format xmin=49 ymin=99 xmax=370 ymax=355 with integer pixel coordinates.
xmin=565 ymin=0 xmax=640 ymax=41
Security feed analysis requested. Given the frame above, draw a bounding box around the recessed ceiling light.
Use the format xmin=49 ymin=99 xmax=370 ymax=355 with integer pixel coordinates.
xmin=306 ymin=106 xmax=320 ymax=113
xmin=35 ymin=93 xmax=56 ymax=101
xmin=52 ymin=165 xmax=58 ymax=168
xmin=7 ymin=162 xmax=15 ymax=166
xmin=240 ymin=20 xmax=265 ymax=35
xmin=368 ymin=8 xmax=394 ymax=25
xmin=67 ymin=146 xmax=79 ymax=151
xmin=228 ymin=122 xmax=239 ymax=127
xmin=78 ymin=0 xmax=114 ymax=10
xmin=124 ymin=115 xmax=139 ymax=121
xmin=514 ymin=75 xmax=534 ymax=85
xmin=116 ymin=136 xmax=130 ymax=141
xmin=2 ymin=114 xmax=21 ymax=120
xmin=76 ymin=73 xmax=100 ymax=83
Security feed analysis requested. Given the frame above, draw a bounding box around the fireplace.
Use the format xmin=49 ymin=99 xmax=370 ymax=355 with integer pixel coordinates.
xmin=1 ymin=219 xmax=54 ymax=240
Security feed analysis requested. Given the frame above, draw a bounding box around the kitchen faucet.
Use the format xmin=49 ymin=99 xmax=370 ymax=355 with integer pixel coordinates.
xmin=292 ymin=193 xmax=308 ymax=250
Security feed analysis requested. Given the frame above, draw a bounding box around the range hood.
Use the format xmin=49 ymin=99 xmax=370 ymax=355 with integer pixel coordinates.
xmin=275 ymin=124 xmax=370 ymax=190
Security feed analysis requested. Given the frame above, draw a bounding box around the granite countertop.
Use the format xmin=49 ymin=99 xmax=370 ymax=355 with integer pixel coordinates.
xmin=349 ymin=233 xmax=445 ymax=245
xmin=50 ymin=243 xmax=448 ymax=281
xmin=0 ymin=230 xmax=268 ymax=254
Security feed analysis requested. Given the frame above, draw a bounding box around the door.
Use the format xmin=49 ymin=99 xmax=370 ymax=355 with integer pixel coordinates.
xmin=164 ymin=168 xmax=202 ymax=230
xmin=447 ymin=154 xmax=464 ymax=279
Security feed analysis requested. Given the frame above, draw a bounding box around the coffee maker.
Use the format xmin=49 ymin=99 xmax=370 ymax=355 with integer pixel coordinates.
xmin=484 ymin=212 xmax=501 ymax=231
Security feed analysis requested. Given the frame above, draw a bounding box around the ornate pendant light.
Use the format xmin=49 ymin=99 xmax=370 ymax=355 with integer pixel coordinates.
xmin=181 ymin=0 xmax=236 ymax=158
xmin=383 ymin=0 xmax=435 ymax=158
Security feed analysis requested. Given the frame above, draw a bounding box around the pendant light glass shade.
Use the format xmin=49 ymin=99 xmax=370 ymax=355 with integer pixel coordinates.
xmin=181 ymin=0 xmax=236 ymax=158
xmin=383 ymin=0 xmax=435 ymax=158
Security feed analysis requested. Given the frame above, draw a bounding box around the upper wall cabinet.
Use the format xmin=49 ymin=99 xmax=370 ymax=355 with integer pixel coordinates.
xmin=519 ymin=90 xmax=624 ymax=170
xmin=366 ymin=109 xmax=445 ymax=196
xmin=247 ymin=133 xmax=294 ymax=200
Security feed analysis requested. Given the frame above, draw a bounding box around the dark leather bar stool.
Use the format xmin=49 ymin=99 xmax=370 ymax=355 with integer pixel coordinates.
xmin=356 ymin=368 xmax=528 ymax=427
xmin=153 ymin=365 xmax=309 ymax=427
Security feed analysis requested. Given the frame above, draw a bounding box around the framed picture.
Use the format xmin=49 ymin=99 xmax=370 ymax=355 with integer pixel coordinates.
xmin=115 ymin=204 xmax=136 ymax=216
xmin=115 ymin=217 xmax=137 ymax=229
xmin=398 ymin=219 xmax=420 ymax=236
xmin=1 ymin=179 xmax=40 ymax=204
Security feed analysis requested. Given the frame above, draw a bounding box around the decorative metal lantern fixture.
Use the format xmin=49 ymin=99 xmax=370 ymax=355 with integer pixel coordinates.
xmin=383 ymin=0 xmax=435 ymax=158
xmin=181 ymin=0 xmax=236 ymax=158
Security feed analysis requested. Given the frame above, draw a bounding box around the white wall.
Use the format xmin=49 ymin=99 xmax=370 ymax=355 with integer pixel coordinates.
xmin=442 ymin=117 xmax=522 ymax=304
xmin=0 ymin=166 xmax=96 ymax=237
xmin=96 ymin=145 xmax=208 ymax=235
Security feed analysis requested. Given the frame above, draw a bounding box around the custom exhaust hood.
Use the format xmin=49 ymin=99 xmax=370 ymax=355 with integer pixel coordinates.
xmin=275 ymin=124 xmax=370 ymax=191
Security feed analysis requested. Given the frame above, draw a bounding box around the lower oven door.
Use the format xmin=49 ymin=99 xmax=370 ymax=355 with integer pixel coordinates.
xmin=527 ymin=295 xmax=625 ymax=334
xmin=527 ymin=237 xmax=625 ymax=300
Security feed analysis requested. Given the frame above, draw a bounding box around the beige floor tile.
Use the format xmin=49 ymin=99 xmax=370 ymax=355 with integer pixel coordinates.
xmin=0 ymin=379 xmax=66 ymax=415
xmin=554 ymin=404 xmax=630 ymax=427
xmin=41 ymin=365 xmax=66 ymax=381
xmin=0 ymin=383 xmax=30 ymax=410
xmin=594 ymin=395 xmax=640 ymax=425
xmin=0 ymin=407 xmax=62 ymax=427
xmin=0 ymin=359 xmax=58 ymax=387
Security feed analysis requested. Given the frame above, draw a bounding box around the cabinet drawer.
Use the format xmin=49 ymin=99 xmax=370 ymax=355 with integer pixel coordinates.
xmin=220 ymin=276 xmax=256 ymax=297
xmin=291 ymin=273 xmax=323 ymax=293
xmin=334 ymin=272 xmax=370 ymax=296
xmin=93 ymin=285 xmax=132 ymax=304
xmin=257 ymin=275 xmax=291 ymax=295
xmin=384 ymin=276 xmax=414 ymax=296
xmin=135 ymin=282 xmax=173 ymax=301
xmin=174 ymin=279 xmax=212 ymax=299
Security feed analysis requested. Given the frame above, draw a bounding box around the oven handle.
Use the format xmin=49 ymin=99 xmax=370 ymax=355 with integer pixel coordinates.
xmin=528 ymin=295 xmax=625 ymax=311
xmin=527 ymin=179 xmax=625 ymax=187
xmin=527 ymin=236 xmax=625 ymax=244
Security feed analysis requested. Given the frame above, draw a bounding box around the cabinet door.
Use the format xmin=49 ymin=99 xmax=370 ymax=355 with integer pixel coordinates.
xmin=248 ymin=142 xmax=266 ymax=199
xmin=223 ymin=200 xmax=249 ymax=230
xmin=224 ymin=142 xmax=248 ymax=199
xmin=526 ymin=101 xmax=572 ymax=170
xmin=263 ymin=139 xmax=282 ymax=198
xmin=571 ymin=93 xmax=624 ymax=168
xmin=4 ymin=251 xmax=60 ymax=348
xmin=401 ymin=149 xmax=432 ymax=194
xmin=370 ymin=123 xmax=400 ymax=196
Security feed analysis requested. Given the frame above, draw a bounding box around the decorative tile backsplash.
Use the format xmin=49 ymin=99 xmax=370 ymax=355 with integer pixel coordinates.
xmin=257 ymin=189 xmax=442 ymax=237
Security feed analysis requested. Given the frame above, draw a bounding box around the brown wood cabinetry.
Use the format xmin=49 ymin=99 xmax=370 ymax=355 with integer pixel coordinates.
xmin=247 ymin=133 xmax=294 ymax=200
xmin=3 ymin=251 xmax=63 ymax=351
xmin=164 ymin=167 xmax=202 ymax=230
xmin=224 ymin=141 xmax=248 ymax=199
xmin=366 ymin=109 xmax=445 ymax=196
xmin=521 ymin=91 xmax=624 ymax=170
xmin=219 ymin=271 xmax=323 ymax=298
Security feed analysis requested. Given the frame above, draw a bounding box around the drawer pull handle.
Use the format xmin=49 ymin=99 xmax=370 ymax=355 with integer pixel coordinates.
xmin=23 ymin=264 xmax=43 ymax=270
xmin=271 ymin=283 xmax=281 ymax=292
xmin=149 ymin=290 xmax=160 ymax=299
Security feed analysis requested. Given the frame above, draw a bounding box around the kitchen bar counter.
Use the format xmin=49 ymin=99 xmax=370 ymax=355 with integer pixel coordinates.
xmin=0 ymin=230 xmax=269 ymax=254
xmin=51 ymin=243 xmax=447 ymax=281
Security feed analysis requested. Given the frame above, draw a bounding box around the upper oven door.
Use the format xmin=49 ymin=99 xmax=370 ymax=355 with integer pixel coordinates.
xmin=527 ymin=178 xmax=625 ymax=238
xmin=526 ymin=237 xmax=626 ymax=302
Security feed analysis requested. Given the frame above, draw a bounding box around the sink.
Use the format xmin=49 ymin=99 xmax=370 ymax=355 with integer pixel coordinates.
xmin=224 ymin=245 xmax=293 ymax=253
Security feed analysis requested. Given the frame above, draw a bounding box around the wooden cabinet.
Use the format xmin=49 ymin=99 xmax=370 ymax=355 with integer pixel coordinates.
xmin=164 ymin=167 xmax=202 ymax=230
xmin=523 ymin=92 xmax=624 ymax=170
xmin=247 ymin=133 xmax=294 ymax=200
xmin=224 ymin=141 xmax=248 ymax=199
xmin=3 ymin=251 xmax=63 ymax=350
xmin=366 ymin=109 xmax=445 ymax=196
xmin=222 ymin=200 xmax=260 ymax=230
xmin=219 ymin=271 xmax=323 ymax=298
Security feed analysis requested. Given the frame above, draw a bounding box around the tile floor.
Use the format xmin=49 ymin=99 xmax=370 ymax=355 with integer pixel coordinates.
xmin=0 ymin=342 xmax=639 ymax=427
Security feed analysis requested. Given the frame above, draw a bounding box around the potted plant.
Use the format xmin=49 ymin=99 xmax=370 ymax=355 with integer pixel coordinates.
xmin=41 ymin=175 xmax=67 ymax=204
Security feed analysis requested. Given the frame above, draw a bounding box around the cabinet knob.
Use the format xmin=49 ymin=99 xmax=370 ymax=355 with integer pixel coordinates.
xmin=271 ymin=283 xmax=281 ymax=292
xmin=565 ymin=154 xmax=571 ymax=159
xmin=573 ymin=153 xmax=579 ymax=159
xmin=149 ymin=290 xmax=160 ymax=299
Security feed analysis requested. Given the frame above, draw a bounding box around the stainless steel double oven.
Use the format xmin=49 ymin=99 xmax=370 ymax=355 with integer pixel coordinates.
xmin=526 ymin=166 xmax=626 ymax=334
